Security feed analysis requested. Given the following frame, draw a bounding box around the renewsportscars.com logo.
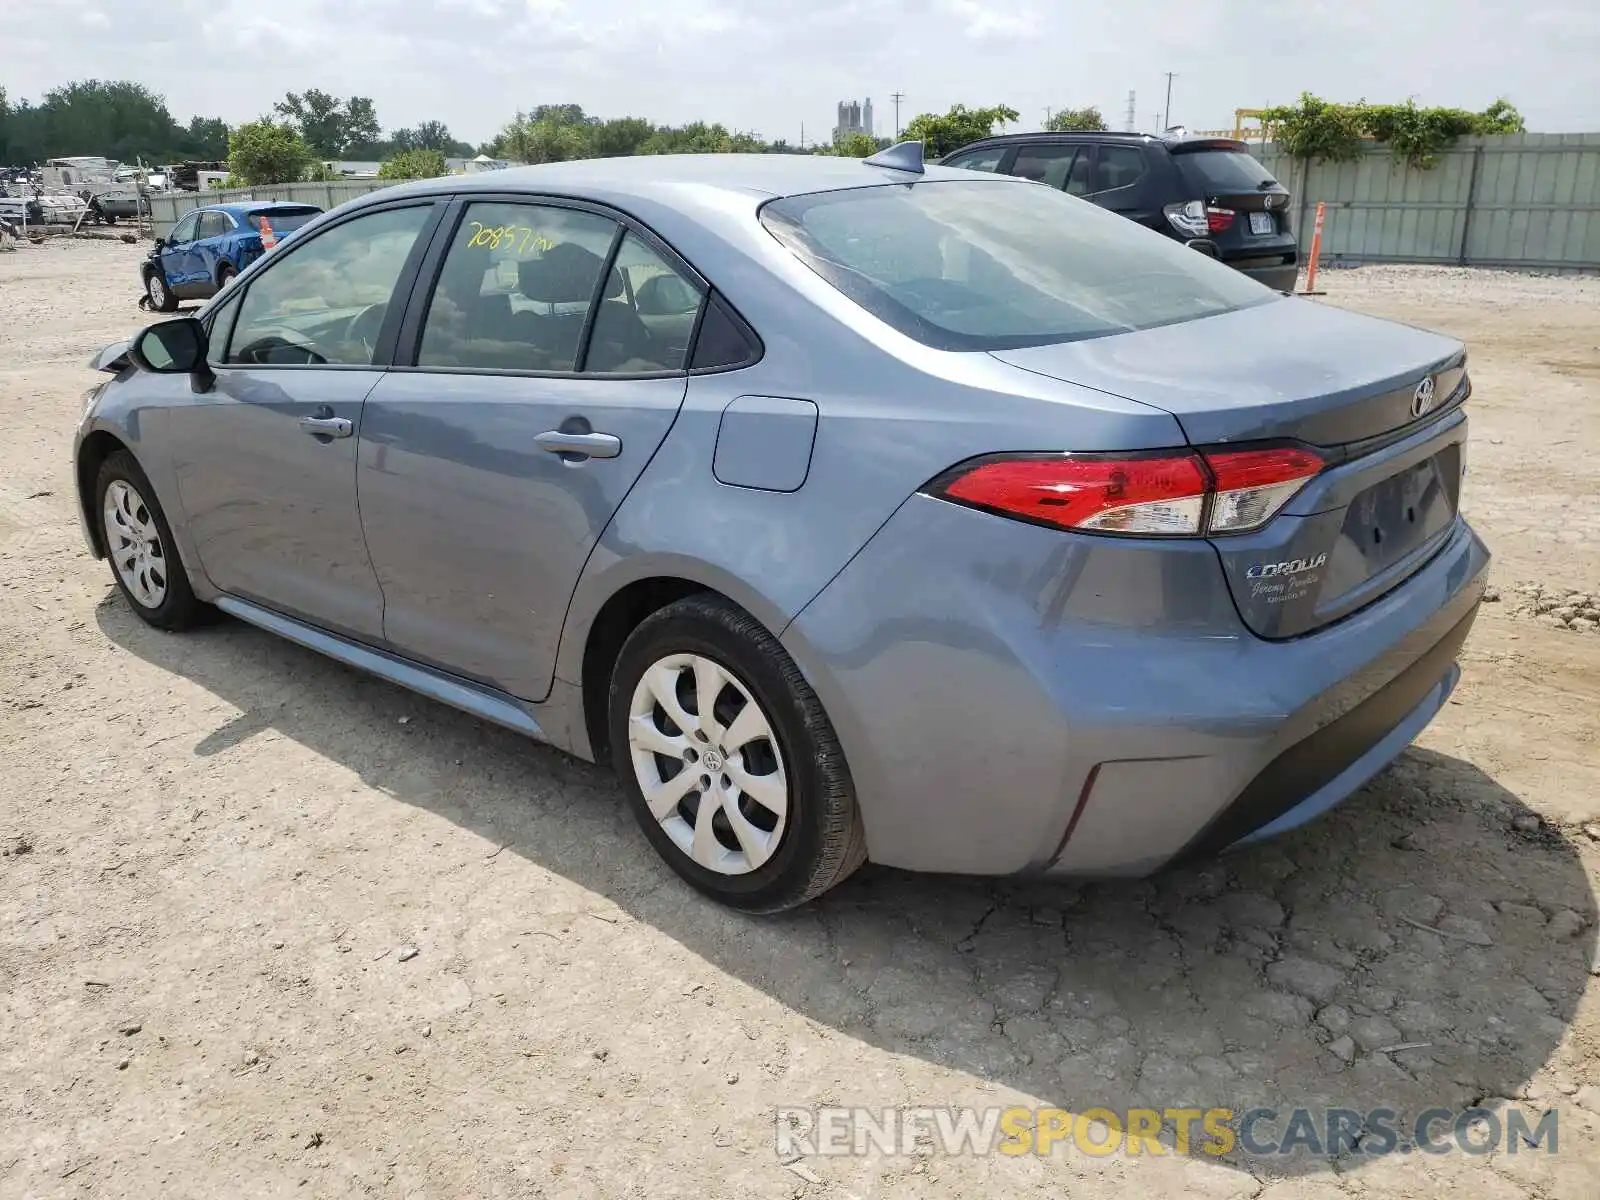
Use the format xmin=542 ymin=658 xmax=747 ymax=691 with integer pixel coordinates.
xmin=775 ymin=1105 xmax=1560 ymax=1159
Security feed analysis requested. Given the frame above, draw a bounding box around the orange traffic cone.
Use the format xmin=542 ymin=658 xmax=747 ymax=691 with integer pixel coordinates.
xmin=259 ymin=215 xmax=278 ymax=251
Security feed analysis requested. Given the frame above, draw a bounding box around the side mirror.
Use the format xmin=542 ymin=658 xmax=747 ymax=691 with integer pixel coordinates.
xmin=130 ymin=317 xmax=208 ymax=374
xmin=153 ymin=236 xmax=166 ymax=249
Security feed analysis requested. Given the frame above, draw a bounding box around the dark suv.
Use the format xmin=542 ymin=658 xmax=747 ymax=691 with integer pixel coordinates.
xmin=941 ymin=132 xmax=1299 ymax=292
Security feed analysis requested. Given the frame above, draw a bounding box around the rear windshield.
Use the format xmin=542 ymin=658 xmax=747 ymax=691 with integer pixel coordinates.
xmin=1174 ymin=149 xmax=1280 ymax=193
xmin=759 ymin=179 xmax=1275 ymax=351
xmin=247 ymin=208 xmax=319 ymax=234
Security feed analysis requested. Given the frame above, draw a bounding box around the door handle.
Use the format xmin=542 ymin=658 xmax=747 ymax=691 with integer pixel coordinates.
xmin=299 ymin=414 xmax=353 ymax=439
xmin=535 ymin=430 xmax=621 ymax=460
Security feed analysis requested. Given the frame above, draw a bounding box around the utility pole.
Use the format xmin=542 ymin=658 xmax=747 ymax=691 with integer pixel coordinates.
xmin=891 ymin=91 xmax=905 ymax=139
xmin=1125 ymin=90 xmax=1136 ymax=132
xmin=1162 ymin=72 xmax=1177 ymax=130
xmin=1044 ymin=106 xmax=1054 ymax=129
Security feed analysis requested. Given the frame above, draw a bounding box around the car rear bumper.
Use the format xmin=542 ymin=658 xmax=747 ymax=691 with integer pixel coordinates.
xmin=783 ymin=495 xmax=1488 ymax=878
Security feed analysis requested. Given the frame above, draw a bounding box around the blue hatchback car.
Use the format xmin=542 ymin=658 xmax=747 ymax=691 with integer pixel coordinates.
xmin=142 ymin=201 xmax=322 ymax=311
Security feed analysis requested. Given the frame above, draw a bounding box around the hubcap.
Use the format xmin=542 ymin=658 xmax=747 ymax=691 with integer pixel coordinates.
xmin=103 ymin=479 xmax=167 ymax=609
xmin=628 ymin=652 xmax=788 ymax=876
xmin=147 ymin=274 xmax=164 ymax=304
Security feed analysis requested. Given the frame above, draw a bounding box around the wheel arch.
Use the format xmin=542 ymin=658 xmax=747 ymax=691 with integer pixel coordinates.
xmin=76 ymin=429 xmax=135 ymax=558
xmin=579 ymin=575 xmax=718 ymax=765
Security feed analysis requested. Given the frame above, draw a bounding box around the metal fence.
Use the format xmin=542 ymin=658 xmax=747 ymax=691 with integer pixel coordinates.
xmin=1256 ymin=132 xmax=1600 ymax=273
xmin=145 ymin=180 xmax=391 ymax=238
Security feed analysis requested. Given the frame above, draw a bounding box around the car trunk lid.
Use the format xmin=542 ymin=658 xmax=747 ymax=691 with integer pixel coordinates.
xmin=991 ymin=300 xmax=1470 ymax=636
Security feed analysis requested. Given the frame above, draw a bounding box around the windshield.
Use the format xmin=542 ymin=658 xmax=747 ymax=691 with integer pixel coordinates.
xmin=760 ymin=180 xmax=1276 ymax=351
xmin=248 ymin=208 xmax=320 ymax=234
xmin=1174 ymin=149 xmax=1280 ymax=193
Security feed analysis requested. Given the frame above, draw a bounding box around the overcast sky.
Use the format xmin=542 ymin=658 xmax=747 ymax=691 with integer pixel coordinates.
xmin=9 ymin=0 xmax=1600 ymax=146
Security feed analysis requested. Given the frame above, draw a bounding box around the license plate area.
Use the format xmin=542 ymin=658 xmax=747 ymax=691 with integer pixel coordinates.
xmin=1324 ymin=447 xmax=1460 ymax=595
xmin=1248 ymin=211 xmax=1275 ymax=236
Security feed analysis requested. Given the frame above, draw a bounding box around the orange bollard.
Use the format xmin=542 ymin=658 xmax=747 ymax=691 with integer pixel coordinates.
xmin=1301 ymin=201 xmax=1326 ymax=295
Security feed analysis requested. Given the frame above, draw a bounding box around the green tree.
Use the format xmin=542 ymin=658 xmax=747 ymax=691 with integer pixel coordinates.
xmin=273 ymin=89 xmax=382 ymax=157
xmin=228 ymin=119 xmax=313 ymax=184
xmin=1046 ymin=106 xmax=1107 ymax=132
xmin=587 ymin=117 xmax=655 ymax=158
xmin=833 ymin=131 xmax=879 ymax=157
xmin=273 ymin=89 xmax=344 ymax=156
xmin=901 ymin=103 xmax=1019 ymax=158
xmin=8 ymin=80 xmax=183 ymax=164
xmin=342 ymin=96 xmax=381 ymax=151
xmin=378 ymin=147 xmax=449 ymax=179
xmin=181 ymin=115 xmax=231 ymax=160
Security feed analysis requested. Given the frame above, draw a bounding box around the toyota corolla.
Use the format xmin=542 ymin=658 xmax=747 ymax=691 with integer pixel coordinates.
xmin=74 ymin=146 xmax=1488 ymax=911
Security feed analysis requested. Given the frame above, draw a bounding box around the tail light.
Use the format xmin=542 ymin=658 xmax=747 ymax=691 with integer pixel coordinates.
xmin=1162 ymin=200 xmax=1209 ymax=238
xmin=1206 ymin=206 xmax=1235 ymax=233
xmin=927 ymin=446 xmax=1324 ymax=537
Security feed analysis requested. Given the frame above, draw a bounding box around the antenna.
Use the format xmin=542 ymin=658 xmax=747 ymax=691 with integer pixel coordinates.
xmin=863 ymin=140 xmax=925 ymax=174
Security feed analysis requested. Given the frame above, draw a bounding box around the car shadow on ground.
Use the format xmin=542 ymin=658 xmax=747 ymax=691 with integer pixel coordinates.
xmin=98 ymin=597 xmax=1597 ymax=1178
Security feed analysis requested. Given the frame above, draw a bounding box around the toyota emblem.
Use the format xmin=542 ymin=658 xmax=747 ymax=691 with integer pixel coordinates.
xmin=1411 ymin=375 xmax=1437 ymax=419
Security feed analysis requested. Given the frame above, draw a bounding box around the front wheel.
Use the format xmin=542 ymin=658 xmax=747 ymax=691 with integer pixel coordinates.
xmin=95 ymin=450 xmax=205 ymax=630
xmin=609 ymin=595 xmax=866 ymax=913
xmin=145 ymin=269 xmax=177 ymax=312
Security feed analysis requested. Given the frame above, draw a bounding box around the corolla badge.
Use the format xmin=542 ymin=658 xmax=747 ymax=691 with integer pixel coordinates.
xmin=1246 ymin=553 xmax=1327 ymax=580
xmin=1411 ymin=375 xmax=1437 ymax=418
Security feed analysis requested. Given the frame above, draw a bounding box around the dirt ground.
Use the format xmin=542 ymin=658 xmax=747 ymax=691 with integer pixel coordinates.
xmin=2 ymin=240 xmax=1598 ymax=1200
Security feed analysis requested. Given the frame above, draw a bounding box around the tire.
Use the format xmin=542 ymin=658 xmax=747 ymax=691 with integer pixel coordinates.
xmin=609 ymin=594 xmax=866 ymax=913
xmin=104 ymin=213 xmax=118 ymax=226
xmin=145 ymin=269 xmax=177 ymax=312
xmin=217 ymin=263 xmax=236 ymax=289
xmin=95 ymin=450 xmax=205 ymax=631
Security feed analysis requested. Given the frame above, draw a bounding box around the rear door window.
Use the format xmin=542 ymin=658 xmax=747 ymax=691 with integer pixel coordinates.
xmin=417 ymin=202 xmax=620 ymax=372
xmin=1010 ymin=144 xmax=1082 ymax=191
xmin=586 ymin=232 xmax=705 ymax=373
xmin=197 ymin=211 xmax=232 ymax=239
xmin=1091 ymin=145 xmax=1147 ymax=194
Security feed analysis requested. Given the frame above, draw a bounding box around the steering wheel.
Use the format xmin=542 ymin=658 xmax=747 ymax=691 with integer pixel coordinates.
xmin=347 ymin=303 xmax=388 ymax=359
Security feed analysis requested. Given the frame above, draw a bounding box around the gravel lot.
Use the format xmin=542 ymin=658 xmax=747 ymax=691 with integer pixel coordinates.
xmin=2 ymin=241 xmax=1598 ymax=1199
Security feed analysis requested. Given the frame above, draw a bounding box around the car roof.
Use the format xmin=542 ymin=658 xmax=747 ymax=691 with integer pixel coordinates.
xmin=943 ymin=131 xmax=1252 ymax=155
xmin=357 ymin=153 xmax=990 ymax=211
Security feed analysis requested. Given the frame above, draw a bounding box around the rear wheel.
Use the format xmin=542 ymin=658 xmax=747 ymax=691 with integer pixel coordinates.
xmin=609 ymin=595 xmax=866 ymax=912
xmin=96 ymin=450 xmax=204 ymax=630
xmin=217 ymin=263 xmax=236 ymax=289
xmin=145 ymin=269 xmax=177 ymax=312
